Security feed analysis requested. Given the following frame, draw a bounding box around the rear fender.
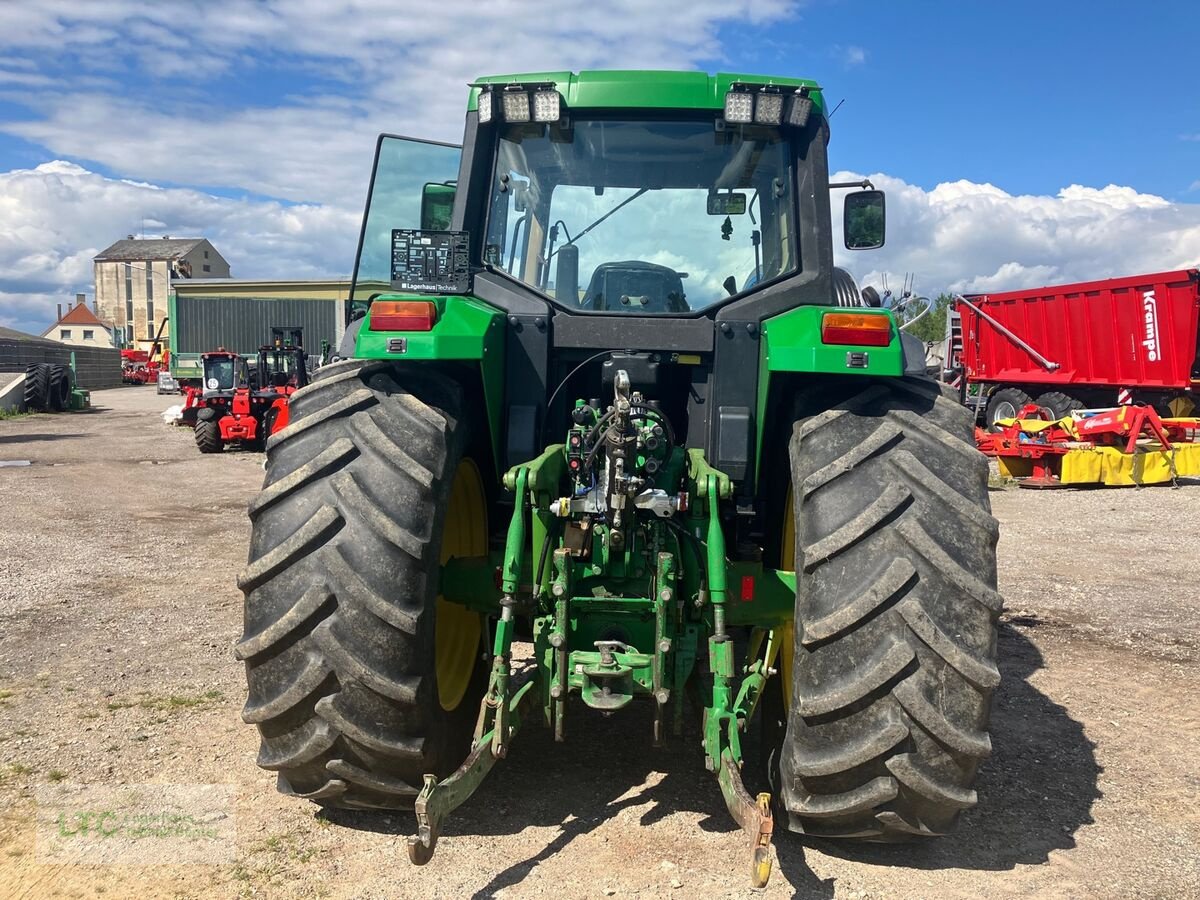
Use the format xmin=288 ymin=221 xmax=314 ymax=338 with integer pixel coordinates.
xmin=354 ymin=294 xmax=506 ymax=473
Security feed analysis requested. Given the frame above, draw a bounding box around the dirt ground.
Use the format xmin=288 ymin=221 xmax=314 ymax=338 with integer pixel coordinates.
xmin=0 ymin=387 xmax=1197 ymax=899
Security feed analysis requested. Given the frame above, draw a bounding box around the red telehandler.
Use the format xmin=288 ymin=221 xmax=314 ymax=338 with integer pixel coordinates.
xmin=194 ymin=328 xmax=309 ymax=453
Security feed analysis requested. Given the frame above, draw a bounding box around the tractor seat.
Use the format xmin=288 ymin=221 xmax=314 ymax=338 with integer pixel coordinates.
xmin=579 ymin=261 xmax=689 ymax=313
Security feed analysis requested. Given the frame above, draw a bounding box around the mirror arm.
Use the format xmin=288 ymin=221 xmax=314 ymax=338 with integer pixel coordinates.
xmin=830 ymin=179 xmax=875 ymax=190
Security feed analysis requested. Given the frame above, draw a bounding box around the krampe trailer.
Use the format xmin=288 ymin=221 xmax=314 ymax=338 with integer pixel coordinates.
xmin=951 ymin=269 xmax=1200 ymax=426
xmin=237 ymin=71 xmax=1000 ymax=886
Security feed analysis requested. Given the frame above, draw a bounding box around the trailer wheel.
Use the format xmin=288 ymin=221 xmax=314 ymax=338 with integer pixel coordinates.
xmin=1034 ymin=391 xmax=1083 ymax=420
xmin=236 ymin=359 xmax=487 ymax=809
xmin=195 ymin=417 xmax=224 ymax=453
xmin=22 ymin=363 xmax=51 ymax=412
xmin=776 ymin=377 xmax=1001 ymax=840
xmin=985 ymin=386 xmax=1032 ymax=428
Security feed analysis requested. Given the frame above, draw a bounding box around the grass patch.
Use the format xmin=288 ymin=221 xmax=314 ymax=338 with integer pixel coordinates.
xmin=47 ymin=770 xmax=66 ymax=783
xmin=106 ymin=690 xmax=224 ymax=714
xmin=0 ymin=409 xmax=31 ymax=421
xmin=247 ymin=830 xmax=323 ymax=868
xmin=141 ymin=689 xmax=223 ymax=711
xmin=0 ymin=690 xmax=14 ymax=701
xmin=79 ymin=711 xmax=100 ymax=720
xmin=10 ymin=763 xmax=33 ymax=776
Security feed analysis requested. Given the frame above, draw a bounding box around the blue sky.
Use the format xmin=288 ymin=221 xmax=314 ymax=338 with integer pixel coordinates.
xmin=0 ymin=0 xmax=1196 ymax=333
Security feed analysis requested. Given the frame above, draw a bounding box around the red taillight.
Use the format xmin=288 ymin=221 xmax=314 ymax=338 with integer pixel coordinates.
xmin=820 ymin=312 xmax=891 ymax=347
xmin=740 ymin=575 xmax=755 ymax=603
xmin=369 ymin=300 xmax=437 ymax=332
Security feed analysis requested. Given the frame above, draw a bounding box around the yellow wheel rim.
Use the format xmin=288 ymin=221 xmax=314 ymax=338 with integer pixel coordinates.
xmin=436 ymin=458 xmax=486 ymax=711
xmin=778 ymin=486 xmax=796 ymax=710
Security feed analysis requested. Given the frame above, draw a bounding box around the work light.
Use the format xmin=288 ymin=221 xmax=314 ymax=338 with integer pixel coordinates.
xmin=477 ymin=89 xmax=494 ymax=124
xmin=723 ymin=90 xmax=754 ymax=124
xmin=754 ymin=91 xmax=783 ymax=125
xmin=502 ymin=89 xmax=531 ymax=123
xmin=786 ymin=91 xmax=813 ymax=127
xmin=532 ymin=89 xmax=561 ymax=122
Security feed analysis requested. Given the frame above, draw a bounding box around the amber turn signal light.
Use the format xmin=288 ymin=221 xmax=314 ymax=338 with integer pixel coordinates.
xmin=369 ymin=300 xmax=437 ymax=331
xmin=820 ymin=312 xmax=891 ymax=347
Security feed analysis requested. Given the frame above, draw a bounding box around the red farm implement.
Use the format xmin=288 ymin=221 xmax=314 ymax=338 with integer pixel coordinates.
xmin=122 ymin=317 xmax=171 ymax=384
xmin=947 ymin=269 xmax=1200 ymax=426
xmin=976 ymin=402 xmax=1200 ymax=487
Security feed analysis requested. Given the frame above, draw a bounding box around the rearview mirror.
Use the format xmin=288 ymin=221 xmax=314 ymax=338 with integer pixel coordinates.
xmin=420 ymin=181 xmax=456 ymax=231
xmin=844 ymin=190 xmax=885 ymax=250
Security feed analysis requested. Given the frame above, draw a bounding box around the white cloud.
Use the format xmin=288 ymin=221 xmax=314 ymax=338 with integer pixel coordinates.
xmin=0 ymin=1 xmax=798 ymax=203
xmin=833 ymin=171 xmax=1200 ymax=299
xmin=842 ymin=45 xmax=867 ymax=66
xmin=2 ymin=159 xmax=1198 ymax=336
xmin=0 ymin=162 xmax=357 ymax=333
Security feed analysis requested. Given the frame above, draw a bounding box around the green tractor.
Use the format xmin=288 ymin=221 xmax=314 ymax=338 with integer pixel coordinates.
xmin=237 ymin=71 xmax=1000 ymax=886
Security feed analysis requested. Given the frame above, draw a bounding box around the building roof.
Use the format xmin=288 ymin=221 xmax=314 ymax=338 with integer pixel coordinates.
xmin=175 ymin=278 xmax=351 ymax=288
xmin=55 ymin=303 xmax=108 ymax=328
xmin=0 ymin=325 xmax=63 ymax=346
xmin=95 ymin=237 xmax=207 ymax=261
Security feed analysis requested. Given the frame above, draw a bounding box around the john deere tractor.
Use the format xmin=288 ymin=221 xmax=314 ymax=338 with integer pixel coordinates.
xmin=237 ymin=71 xmax=1000 ymax=886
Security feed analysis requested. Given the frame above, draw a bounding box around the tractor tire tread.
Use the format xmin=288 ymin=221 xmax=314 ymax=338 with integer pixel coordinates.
xmin=239 ymin=358 xmax=480 ymax=810
xmin=48 ymin=364 xmax=72 ymax=411
xmin=194 ymin=417 xmax=224 ymax=453
xmin=23 ymin=363 xmax=51 ymax=412
xmin=780 ymin=376 xmax=1000 ymax=840
xmin=1034 ymin=390 xmax=1084 ymax=420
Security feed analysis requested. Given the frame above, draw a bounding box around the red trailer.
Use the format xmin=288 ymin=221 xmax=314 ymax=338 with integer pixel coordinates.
xmin=951 ymin=269 xmax=1200 ymax=425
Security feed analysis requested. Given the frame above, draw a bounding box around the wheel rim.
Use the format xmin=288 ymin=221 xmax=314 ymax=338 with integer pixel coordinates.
xmin=778 ymin=486 xmax=796 ymax=710
xmin=436 ymin=458 xmax=486 ymax=712
xmin=991 ymin=400 xmax=1016 ymax=424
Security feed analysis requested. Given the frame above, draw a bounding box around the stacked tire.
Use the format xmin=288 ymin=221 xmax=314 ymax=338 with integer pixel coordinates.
xmin=22 ymin=363 xmax=73 ymax=412
xmin=23 ymin=363 xmax=51 ymax=411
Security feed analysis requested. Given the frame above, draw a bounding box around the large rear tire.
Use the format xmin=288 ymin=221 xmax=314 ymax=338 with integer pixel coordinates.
xmin=23 ymin=363 xmax=50 ymax=412
xmin=236 ymin=359 xmax=486 ymax=809
xmin=777 ymin=378 xmax=1001 ymax=839
xmin=48 ymin=364 xmax=72 ymax=412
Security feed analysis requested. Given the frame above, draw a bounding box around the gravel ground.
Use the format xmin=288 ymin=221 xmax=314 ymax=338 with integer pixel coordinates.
xmin=0 ymin=388 xmax=1197 ymax=899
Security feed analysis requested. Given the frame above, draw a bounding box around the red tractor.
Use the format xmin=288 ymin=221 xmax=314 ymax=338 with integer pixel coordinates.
xmin=193 ymin=333 xmax=308 ymax=453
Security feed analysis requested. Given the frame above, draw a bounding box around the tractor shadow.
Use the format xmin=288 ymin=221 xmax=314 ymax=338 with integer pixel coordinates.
xmin=321 ymin=624 xmax=1097 ymax=897
xmin=787 ymin=623 xmax=1100 ymax=876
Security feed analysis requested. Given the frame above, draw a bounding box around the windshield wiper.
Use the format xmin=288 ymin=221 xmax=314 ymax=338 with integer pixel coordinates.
xmin=546 ymin=187 xmax=650 ymax=264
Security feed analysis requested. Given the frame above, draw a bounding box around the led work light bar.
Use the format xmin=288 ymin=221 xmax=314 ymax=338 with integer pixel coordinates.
xmin=476 ymin=84 xmax=563 ymax=124
xmin=723 ymin=84 xmax=815 ymax=128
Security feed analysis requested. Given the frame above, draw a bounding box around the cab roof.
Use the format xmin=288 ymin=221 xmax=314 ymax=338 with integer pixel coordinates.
xmin=469 ymin=70 xmax=825 ymax=117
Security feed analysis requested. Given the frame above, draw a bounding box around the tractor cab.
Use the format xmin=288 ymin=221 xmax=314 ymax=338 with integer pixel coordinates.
xmin=199 ymin=350 xmax=248 ymax=401
xmin=254 ymin=327 xmax=309 ymax=397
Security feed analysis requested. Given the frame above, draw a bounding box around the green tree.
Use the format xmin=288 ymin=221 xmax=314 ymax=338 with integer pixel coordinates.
xmin=902 ymin=292 xmax=954 ymax=343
